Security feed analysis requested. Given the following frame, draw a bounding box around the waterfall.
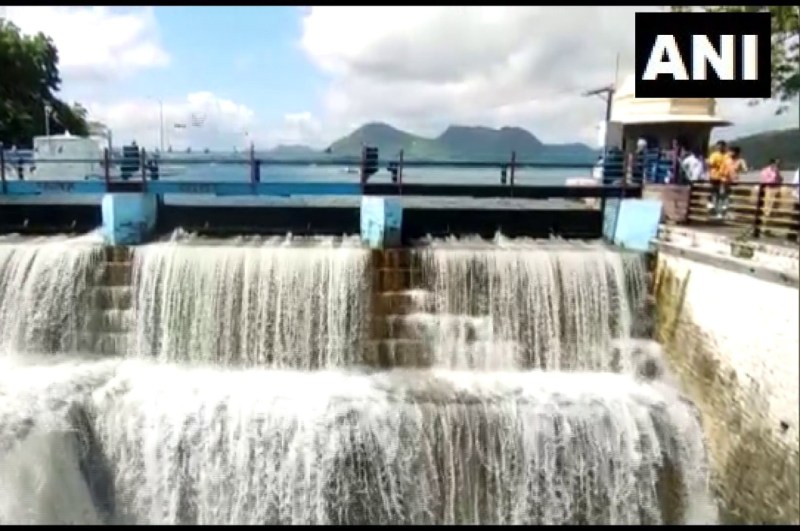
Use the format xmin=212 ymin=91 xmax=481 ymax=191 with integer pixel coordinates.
xmin=0 ymin=234 xmax=104 ymax=355
xmin=131 ymin=236 xmax=370 ymax=368
xmin=0 ymin=233 xmax=717 ymax=524
xmin=408 ymin=237 xmax=647 ymax=371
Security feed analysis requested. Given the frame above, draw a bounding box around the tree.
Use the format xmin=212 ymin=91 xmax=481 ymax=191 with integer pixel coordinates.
xmin=0 ymin=19 xmax=89 ymax=148
xmin=669 ymin=6 xmax=800 ymax=115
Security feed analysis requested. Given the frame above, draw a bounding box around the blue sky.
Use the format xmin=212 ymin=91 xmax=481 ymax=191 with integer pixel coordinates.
xmin=132 ymin=7 xmax=326 ymax=124
xmin=2 ymin=6 xmax=795 ymax=150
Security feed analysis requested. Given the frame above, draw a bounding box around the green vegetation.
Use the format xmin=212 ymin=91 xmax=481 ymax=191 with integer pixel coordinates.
xmin=0 ymin=19 xmax=89 ymax=148
xmin=729 ymin=128 xmax=800 ymax=169
xmin=321 ymin=122 xmax=597 ymax=163
xmin=669 ymin=6 xmax=800 ymax=113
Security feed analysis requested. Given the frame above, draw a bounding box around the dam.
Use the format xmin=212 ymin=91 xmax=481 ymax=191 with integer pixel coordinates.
xmin=0 ymin=227 xmax=719 ymax=525
xmin=0 ymin=152 xmax=797 ymax=524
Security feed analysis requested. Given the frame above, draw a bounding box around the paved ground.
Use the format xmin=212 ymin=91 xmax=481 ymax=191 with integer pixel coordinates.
xmin=677 ymin=222 xmax=798 ymax=250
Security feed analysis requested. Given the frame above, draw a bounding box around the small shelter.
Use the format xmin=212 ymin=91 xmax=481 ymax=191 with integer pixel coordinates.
xmin=606 ymin=74 xmax=731 ymax=156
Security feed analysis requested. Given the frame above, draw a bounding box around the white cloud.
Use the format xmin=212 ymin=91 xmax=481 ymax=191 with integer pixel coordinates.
xmin=3 ymin=6 xmax=792 ymax=150
xmin=84 ymin=95 xmax=332 ymax=151
xmin=2 ymin=6 xmax=169 ymax=83
xmin=265 ymin=112 xmax=324 ymax=147
xmin=86 ymin=92 xmax=255 ymax=151
xmin=301 ymin=6 xmax=797 ymax=145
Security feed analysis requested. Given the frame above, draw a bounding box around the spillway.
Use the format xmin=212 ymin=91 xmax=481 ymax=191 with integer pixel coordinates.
xmin=0 ymin=233 xmax=717 ymax=524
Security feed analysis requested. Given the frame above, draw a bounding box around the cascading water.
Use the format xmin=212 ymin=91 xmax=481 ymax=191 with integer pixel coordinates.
xmin=0 ymin=234 xmax=105 ymax=354
xmin=0 ymin=233 xmax=717 ymax=525
xmin=131 ymin=235 xmax=370 ymax=368
xmin=402 ymin=237 xmax=648 ymax=371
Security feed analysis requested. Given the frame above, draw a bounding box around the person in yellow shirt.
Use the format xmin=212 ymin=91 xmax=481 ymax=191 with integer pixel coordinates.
xmin=706 ymin=140 xmax=728 ymax=216
xmin=714 ymin=146 xmax=748 ymax=218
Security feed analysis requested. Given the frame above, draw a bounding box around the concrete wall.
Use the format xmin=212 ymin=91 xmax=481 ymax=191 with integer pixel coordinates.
xmin=654 ymin=252 xmax=799 ymax=524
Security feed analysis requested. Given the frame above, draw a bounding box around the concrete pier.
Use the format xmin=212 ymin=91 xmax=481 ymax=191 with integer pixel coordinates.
xmin=360 ymin=196 xmax=403 ymax=249
xmin=101 ymin=193 xmax=158 ymax=245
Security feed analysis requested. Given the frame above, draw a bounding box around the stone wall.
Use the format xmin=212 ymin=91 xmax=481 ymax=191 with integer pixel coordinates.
xmin=654 ymin=252 xmax=799 ymax=524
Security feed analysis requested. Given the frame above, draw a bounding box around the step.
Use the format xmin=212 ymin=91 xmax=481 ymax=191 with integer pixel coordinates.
xmin=372 ymin=312 xmax=492 ymax=341
xmin=85 ymin=309 xmax=133 ymax=334
xmin=104 ymin=246 xmax=133 ymax=264
xmin=371 ymin=249 xmax=421 ymax=270
xmin=77 ymin=331 xmax=131 ymax=356
xmin=371 ymin=290 xmax=434 ymax=316
xmin=95 ymin=262 xmax=132 ymax=287
xmin=90 ymin=286 xmax=133 ymax=311
xmin=362 ymin=338 xmax=521 ymax=369
xmin=363 ymin=339 xmax=434 ymax=368
xmin=373 ymin=268 xmax=424 ymax=292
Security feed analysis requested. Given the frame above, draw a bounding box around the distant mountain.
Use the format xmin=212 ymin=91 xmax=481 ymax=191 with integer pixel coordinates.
xmin=323 ymin=122 xmax=597 ymax=163
xmin=264 ymin=144 xmax=319 ymax=159
xmin=729 ymin=128 xmax=799 ymax=169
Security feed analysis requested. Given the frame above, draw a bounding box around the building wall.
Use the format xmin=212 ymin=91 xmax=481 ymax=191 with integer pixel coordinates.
xmin=654 ymin=252 xmax=799 ymax=524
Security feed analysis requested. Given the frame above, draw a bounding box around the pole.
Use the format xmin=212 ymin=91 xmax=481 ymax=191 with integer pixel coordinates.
xmin=147 ymin=97 xmax=165 ymax=152
xmin=159 ymin=100 xmax=165 ymax=153
xmin=510 ymin=150 xmax=517 ymax=190
xmin=398 ymin=149 xmax=404 ymax=192
xmin=1 ymin=149 xmax=6 ymax=194
xmin=44 ymin=103 xmax=52 ymax=138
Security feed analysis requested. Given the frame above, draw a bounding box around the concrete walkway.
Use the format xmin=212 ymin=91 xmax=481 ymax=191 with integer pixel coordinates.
xmin=654 ymin=224 xmax=799 ymax=287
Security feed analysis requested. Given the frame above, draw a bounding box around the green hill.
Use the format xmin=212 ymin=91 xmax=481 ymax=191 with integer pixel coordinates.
xmin=730 ymin=127 xmax=800 ymax=169
xmin=266 ymin=144 xmax=319 ymax=158
xmin=323 ymin=122 xmax=597 ymax=163
xmin=265 ymin=123 xmax=799 ymax=167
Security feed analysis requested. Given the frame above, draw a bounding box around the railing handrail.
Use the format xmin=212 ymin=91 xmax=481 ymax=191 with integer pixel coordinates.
xmin=687 ymin=180 xmax=799 ymax=241
xmin=3 ymin=155 xmax=597 ymax=170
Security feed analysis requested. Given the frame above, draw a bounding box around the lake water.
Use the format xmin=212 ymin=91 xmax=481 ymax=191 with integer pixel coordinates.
xmin=2 ymin=163 xmax=599 ymax=210
xmin=165 ymin=162 xmax=593 ymax=185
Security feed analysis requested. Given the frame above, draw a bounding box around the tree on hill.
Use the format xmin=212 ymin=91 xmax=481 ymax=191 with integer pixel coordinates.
xmin=0 ymin=19 xmax=89 ymax=148
xmin=732 ymin=128 xmax=800 ymax=168
xmin=669 ymin=6 xmax=800 ymax=114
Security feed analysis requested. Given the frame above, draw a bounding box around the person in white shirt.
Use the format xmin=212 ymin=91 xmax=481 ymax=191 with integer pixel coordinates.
xmin=680 ymin=150 xmax=706 ymax=182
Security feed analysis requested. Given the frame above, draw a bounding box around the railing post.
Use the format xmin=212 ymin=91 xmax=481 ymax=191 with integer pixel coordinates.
xmin=140 ymin=148 xmax=147 ymax=183
xmin=753 ymin=183 xmax=766 ymax=239
xmin=686 ymin=181 xmax=694 ymax=226
xmin=0 ymin=148 xmax=6 ymax=194
xmin=103 ymin=148 xmax=110 ymax=188
xmin=359 ymin=146 xmax=366 ymax=194
xmin=249 ymin=143 xmax=258 ymax=187
xmin=398 ymin=149 xmax=404 ymax=194
xmin=509 ymin=150 xmax=517 ymax=195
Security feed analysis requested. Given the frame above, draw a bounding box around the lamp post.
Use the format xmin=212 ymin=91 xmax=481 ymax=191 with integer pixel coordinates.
xmin=43 ymin=103 xmax=52 ymax=138
xmin=583 ymin=85 xmax=615 ymax=155
xmin=147 ymin=96 xmax=165 ymax=152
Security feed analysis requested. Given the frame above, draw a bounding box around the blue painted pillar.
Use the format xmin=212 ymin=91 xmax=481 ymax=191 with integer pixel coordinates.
xmin=360 ymin=196 xmax=403 ymax=249
xmin=101 ymin=193 xmax=158 ymax=245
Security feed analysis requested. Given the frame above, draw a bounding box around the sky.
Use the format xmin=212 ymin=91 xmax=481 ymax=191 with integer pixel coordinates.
xmin=2 ymin=6 xmax=797 ymax=151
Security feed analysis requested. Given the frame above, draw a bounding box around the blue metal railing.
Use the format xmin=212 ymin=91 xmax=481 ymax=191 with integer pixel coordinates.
xmin=0 ymin=147 xmax=642 ymax=201
xmin=599 ymin=148 xmax=689 ymax=186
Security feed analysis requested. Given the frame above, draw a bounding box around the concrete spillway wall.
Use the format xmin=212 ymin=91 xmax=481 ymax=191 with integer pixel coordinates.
xmin=653 ymin=246 xmax=799 ymax=524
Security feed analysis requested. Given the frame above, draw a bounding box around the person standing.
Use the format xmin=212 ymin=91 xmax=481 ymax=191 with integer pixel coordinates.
xmin=759 ymin=158 xmax=783 ymax=221
xmin=681 ymin=150 xmax=705 ymax=183
xmin=715 ymin=146 xmax=747 ymax=219
xmin=706 ymin=140 xmax=728 ymax=216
